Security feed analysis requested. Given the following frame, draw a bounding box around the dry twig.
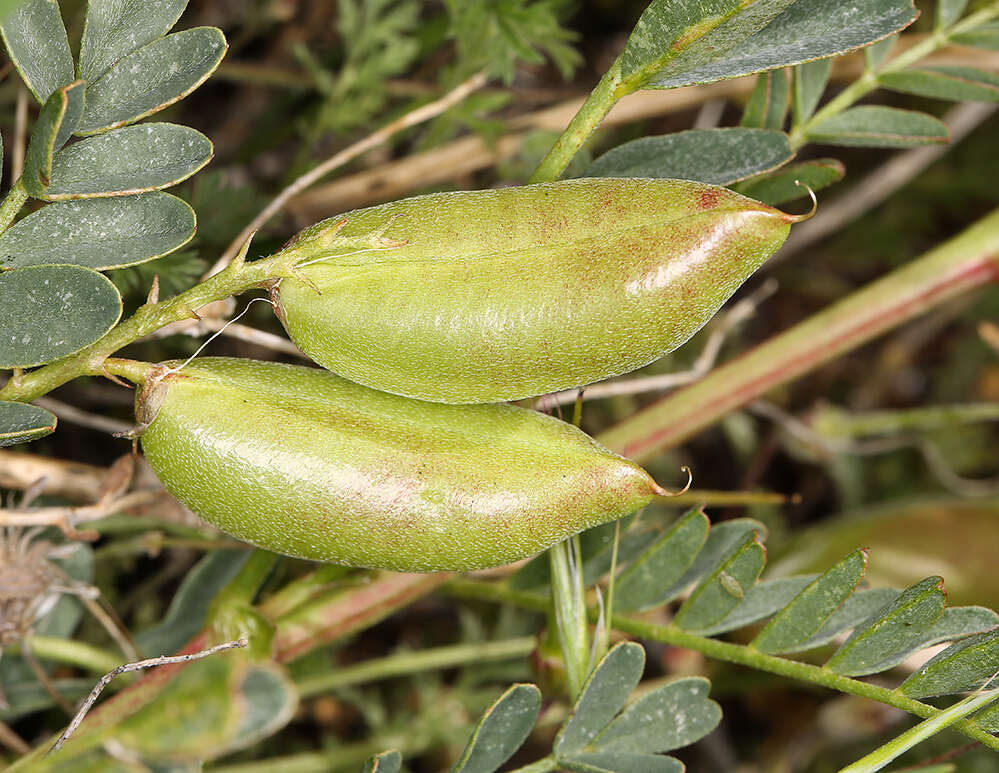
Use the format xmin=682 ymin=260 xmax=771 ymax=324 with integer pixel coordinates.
xmin=32 ymin=397 xmax=134 ymax=437
xmin=50 ymin=638 xmax=248 ymax=753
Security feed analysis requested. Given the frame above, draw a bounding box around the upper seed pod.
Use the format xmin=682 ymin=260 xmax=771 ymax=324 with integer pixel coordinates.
xmin=136 ymin=358 xmax=667 ymax=572
xmin=273 ymin=178 xmax=806 ymax=404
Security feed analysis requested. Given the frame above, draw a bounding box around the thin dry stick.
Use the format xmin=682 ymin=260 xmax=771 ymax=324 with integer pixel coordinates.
xmin=0 ymin=450 xmax=106 ymax=502
xmin=50 ymin=637 xmax=248 ymax=753
xmin=32 ymin=397 xmax=134 ymax=436
xmin=0 ymin=488 xmax=166 ymax=534
xmin=203 ymin=69 xmax=489 ymax=279
xmin=159 ymin=317 xmax=307 ymax=357
xmin=776 ymin=102 xmax=997 ymax=265
xmin=12 ymin=83 xmax=28 ymax=182
xmin=537 ymin=279 xmax=778 ymax=408
xmin=72 ymin=590 xmax=140 ymax=663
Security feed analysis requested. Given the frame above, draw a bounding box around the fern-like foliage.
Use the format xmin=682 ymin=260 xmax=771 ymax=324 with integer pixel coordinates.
xmin=294 ymin=0 xmax=422 ymax=137
xmin=445 ymin=0 xmax=582 ymax=83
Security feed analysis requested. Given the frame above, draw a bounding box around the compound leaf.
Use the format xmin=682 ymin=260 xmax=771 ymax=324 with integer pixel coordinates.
xmin=643 ymin=0 xmax=917 ymax=90
xmin=952 ymin=20 xmax=999 ymax=50
xmin=0 ymin=0 xmax=73 ymax=102
xmin=0 ymin=264 xmax=121 ymax=368
xmin=901 ymin=623 xmax=999 ymax=699
xmin=79 ymin=0 xmax=188 ymax=82
xmin=619 ymin=0 xmax=798 ymax=91
xmin=0 ymin=193 xmax=196 ymax=270
xmin=615 ymin=508 xmax=709 ymax=612
xmin=753 ymin=549 xmax=868 ymax=654
xmin=41 ymin=123 xmax=213 ymax=200
xmin=695 ymin=574 xmax=816 ymax=637
xmin=937 ymin=0 xmax=970 ymax=30
xmin=740 ymin=69 xmax=790 ymax=130
xmin=666 ymin=519 xmax=769 ymax=610
xmin=878 ymin=66 xmax=999 ymax=103
xmin=827 ymin=576 xmax=946 ymax=676
xmin=449 ymin=684 xmax=541 ymax=773
xmin=22 ymin=80 xmax=85 ymax=197
xmin=807 ymin=106 xmax=949 ymax=148
xmin=782 ymin=587 xmax=900 ymax=654
xmin=792 ymin=57 xmax=831 ymax=125
xmin=590 ymin=677 xmax=722 ymax=754
xmin=0 ymin=400 xmax=56 ymax=446
xmin=556 ymin=643 xmax=645 ymax=757
xmin=674 ymin=531 xmax=767 ymax=632
xmin=585 ymin=128 xmax=792 ymax=186
xmin=76 ymin=27 xmax=228 ymax=135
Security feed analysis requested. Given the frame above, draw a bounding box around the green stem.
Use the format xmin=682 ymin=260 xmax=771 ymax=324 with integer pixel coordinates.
xmin=214 ymin=548 xmax=278 ymax=607
xmin=814 ymin=402 xmax=999 ymax=439
xmin=296 ymin=636 xmax=535 ymax=699
xmin=789 ymin=3 xmax=999 ymax=149
xmin=548 ymin=539 xmax=589 ymax=699
xmin=0 ymin=178 xmax=28 ymax=234
xmin=596 ymin=207 xmax=999 ymax=462
xmin=840 ymin=689 xmax=999 ymax=773
xmin=528 ymin=65 xmax=623 ymax=183
xmin=0 ymin=242 xmax=305 ymax=403
xmin=444 ymin=578 xmax=999 ymax=752
xmin=658 ymin=489 xmax=790 ymax=507
xmin=14 ymin=636 xmax=123 ymax=674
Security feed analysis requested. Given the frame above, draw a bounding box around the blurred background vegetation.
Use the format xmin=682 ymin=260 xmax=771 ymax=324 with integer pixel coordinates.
xmin=2 ymin=0 xmax=998 ymax=770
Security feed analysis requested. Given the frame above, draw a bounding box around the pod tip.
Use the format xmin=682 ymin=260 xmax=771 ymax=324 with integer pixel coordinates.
xmin=780 ymin=181 xmax=818 ymax=224
xmin=653 ymin=465 xmax=693 ymax=498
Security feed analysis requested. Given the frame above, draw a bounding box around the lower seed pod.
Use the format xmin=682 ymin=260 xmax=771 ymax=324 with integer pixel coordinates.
xmin=137 ymin=358 xmax=667 ymax=571
xmin=273 ymin=177 xmax=805 ymax=404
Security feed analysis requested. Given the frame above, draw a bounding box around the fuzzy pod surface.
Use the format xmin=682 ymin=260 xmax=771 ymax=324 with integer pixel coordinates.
xmin=274 ymin=178 xmax=800 ymax=404
xmin=137 ymin=358 xmax=664 ymax=571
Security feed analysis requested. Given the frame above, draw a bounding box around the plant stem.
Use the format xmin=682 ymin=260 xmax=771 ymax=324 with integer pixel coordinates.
xmin=0 ymin=178 xmax=27 ymax=234
xmin=528 ymin=64 xmax=623 ymax=183
xmin=0 ymin=241 xmax=305 ymax=403
xmin=789 ymin=2 xmax=999 ymax=149
xmin=444 ymin=578 xmax=999 ymax=753
xmin=814 ymin=402 xmax=999 ymax=439
xmin=508 ymin=756 xmax=559 ymax=773
xmin=216 ymin=549 xmax=279 ymax=607
xmin=14 ymin=636 xmax=123 ymax=675
xmin=549 ymin=539 xmax=589 ymax=699
xmin=840 ymin=689 xmax=999 ymax=773
xmin=596 ymin=207 xmax=999 ymax=462
xmin=296 ymin=636 xmax=536 ymax=699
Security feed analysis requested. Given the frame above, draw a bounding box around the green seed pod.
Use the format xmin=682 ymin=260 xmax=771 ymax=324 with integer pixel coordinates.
xmin=273 ymin=178 xmax=805 ymax=404
xmin=137 ymin=357 xmax=668 ymax=571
